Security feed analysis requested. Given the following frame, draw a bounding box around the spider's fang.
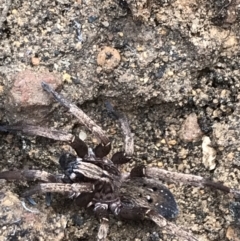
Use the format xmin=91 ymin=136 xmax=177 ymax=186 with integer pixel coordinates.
xmin=25 ymin=196 xmax=37 ymax=206
xmin=111 ymin=151 xmax=131 ymax=164
xmin=45 ymin=192 xmax=52 ymax=206
xmin=94 ymin=143 xmax=111 ymax=158
xmin=97 ymin=217 xmax=109 ymax=241
xmin=130 ymin=165 xmax=146 ymax=177
xmin=21 ymin=201 xmax=40 ymax=214
xmin=70 ymin=136 xmax=88 ymax=158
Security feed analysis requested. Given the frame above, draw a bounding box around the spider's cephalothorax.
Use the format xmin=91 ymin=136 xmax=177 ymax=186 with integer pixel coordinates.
xmin=59 ymin=152 xmax=122 ymax=211
xmin=0 ymin=82 xmax=240 ymax=241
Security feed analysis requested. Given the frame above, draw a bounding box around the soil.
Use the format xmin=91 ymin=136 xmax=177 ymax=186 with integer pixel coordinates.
xmin=0 ymin=0 xmax=240 ymax=241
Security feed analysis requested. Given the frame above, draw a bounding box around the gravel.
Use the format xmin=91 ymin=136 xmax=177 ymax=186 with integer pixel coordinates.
xmin=0 ymin=0 xmax=240 ymax=240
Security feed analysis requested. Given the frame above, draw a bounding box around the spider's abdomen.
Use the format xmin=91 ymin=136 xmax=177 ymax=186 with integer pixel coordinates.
xmin=120 ymin=178 xmax=179 ymax=220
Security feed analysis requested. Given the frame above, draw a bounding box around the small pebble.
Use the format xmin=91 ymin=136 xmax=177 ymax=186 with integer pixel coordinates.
xmin=0 ymin=85 xmax=4 ymax=94
xmin=168 ymin=139 xmax=177 ymax=145
xmin=63 ymin=73 xmax=72 ymax=83
xmin=226 ymin=225 xmax=240 ymax=241
xmin=92 ymin=137 xmax=98 ymax=144
xmin=202 ymin=136 xmax=216 ymax=170
xmin=97 ymin=46 xmax=121 ymax=71
xmin=157 ymin=162 xmax=163 ymax=167
xmin=79 ymin=130 xmax=87 ymax=141
xmin=31 ymin=57 xmax=40 ymax=66
xmin=101 ymin=21 xmax=109 ymax=27
xmin=179 ymin=113 xmax=203 ymax=142
xmin=88 ymin=16 xmax=98 ymax=23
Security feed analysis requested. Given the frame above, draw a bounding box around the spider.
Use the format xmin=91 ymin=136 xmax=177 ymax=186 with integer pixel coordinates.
xmin=0 ymin=82 xmax=239 ymax=241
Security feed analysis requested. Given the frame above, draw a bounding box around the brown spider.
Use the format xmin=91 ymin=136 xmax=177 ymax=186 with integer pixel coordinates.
xmin=0 ymin=82 xmax=239 ymax=241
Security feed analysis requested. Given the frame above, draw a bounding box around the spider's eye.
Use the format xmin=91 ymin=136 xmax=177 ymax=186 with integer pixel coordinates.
xmin=146 ymin=195 xmax=153 ymax=203
xmin=59 ymin=153 xmax=77 ymax=170
xmin=152 ymin=187 xmax=158 ymax=192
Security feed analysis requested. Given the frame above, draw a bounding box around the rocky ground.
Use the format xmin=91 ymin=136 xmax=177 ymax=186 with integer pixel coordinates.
xmin=0 ymin=0 xmax=240 ymax=240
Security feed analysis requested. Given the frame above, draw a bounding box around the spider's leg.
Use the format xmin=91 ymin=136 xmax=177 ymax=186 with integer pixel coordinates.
xmin=111 ymin=203 xmax=197 ymax=241
xmin=146 ymin=210 xmax=198 ymax=241
xmin=41 ymin=81 xmax=111 ymax=158
xmin=106 ymin=102 xmax=134 ymax=164
xmin=75 ymin=192 xmax=94 ymax=208
xmin=94 ymin=203 xmax=109 ymax=241
xmin=0 ymin=170 xmax=62 ymax=182
xmin=0 ymin=124 xmax=73 ymax=141
xmin=45 ymin=192 xmax=52 ymax=206
xmin=22 ymin=183 xmax=93 ymax=197
xmin=130 ymin=165 xmax=240 ymax=197
xmin=0 ymin=124 xmax=88 ymax=158
xmin=97 ymin=218 xmax=109 ymax=241
xmin=65 ymin=160 xmax=105 ymax=180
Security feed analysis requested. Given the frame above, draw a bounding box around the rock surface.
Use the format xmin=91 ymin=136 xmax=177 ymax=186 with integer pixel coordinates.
xmin=0 ymin=0 xmax=240 ymax=241
xmin=6 ymin=69 xmax=62 ymax=124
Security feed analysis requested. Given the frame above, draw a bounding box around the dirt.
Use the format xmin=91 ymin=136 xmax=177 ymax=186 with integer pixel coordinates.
xmin=0 ymin=0 xmax=240 ymax=241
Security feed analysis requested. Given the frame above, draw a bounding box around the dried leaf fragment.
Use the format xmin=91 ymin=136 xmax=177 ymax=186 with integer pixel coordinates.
xmin=202 ymin=136 xmax=216 ymax=170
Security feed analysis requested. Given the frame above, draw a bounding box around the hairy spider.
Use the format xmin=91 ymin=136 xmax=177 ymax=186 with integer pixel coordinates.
xmin=0 ymin=82 xmax=239 ymax=241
